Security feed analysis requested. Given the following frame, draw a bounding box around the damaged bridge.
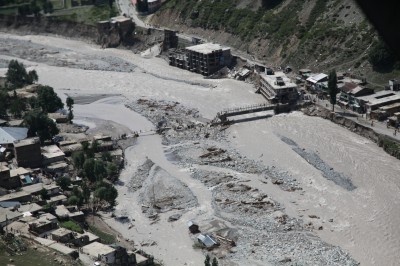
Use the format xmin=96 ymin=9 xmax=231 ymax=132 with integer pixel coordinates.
xmin=215 ymin=103 xmax=290 ymax=123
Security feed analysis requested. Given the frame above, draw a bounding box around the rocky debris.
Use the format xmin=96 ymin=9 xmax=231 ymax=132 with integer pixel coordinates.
xmin=0 ymin=37 xmax=137 ymax=72
xmin=128 ymin=158 xmax=154 ymax=192
xmin=125 ymin=98 xmax=358 ymax=265
xmin=280 ymin=136 xmax=356 ymax=191
xmin=138 ymin=163 xmax=198 ymax=212
xmin=168 ymin=213 xmax=182 ymax=222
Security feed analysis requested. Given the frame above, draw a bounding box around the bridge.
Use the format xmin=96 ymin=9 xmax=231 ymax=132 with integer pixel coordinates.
xmin=215 ymin=103 xmax=288 ymax=123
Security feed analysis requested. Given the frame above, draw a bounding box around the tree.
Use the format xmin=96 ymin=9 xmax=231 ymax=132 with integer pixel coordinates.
xmin=68 ymin=195 xmax=80 ymax=206
xmin=328 ymin=69 xmax=338 ymax=112
xmin=204 ymin=255 xmax=211 ymax=266
xmin=94 ymin=160 xmax=107 ymax=180
xmin=94 ymin=185 xmax=118 ymax=207
xmin=101 ymin=151 xmax=112 ymax=162
xmin=39 ymin=188 xmax=49 ymax=200
xmin=23 ymin=109 xmax=59 ymax=142
xmin=10 ymin=93 xmax=26 ymax=118
xmin=66 ymin=96 xmax=74 ymax=123
xmin=368 ymin=39 xmax=398 ymax=71
xmin=83 ymin=158 xmax=96 ymax=182
xmin=6 ymin=60 xmax=38 ymax=89
xmin=82 ymin=182 xmax=91 ymax=203
xmin=107 ymin=162 xmax=118 ymax=176
xmin=27 ymin=69 xmax=38 ymax=84
xmin=36 ymin=85 xmax=64 ymax=113
xmin=212 ymin=257 xmax=219 ymax=266
xmin=72 ymin=151 xmax=85 ymax=170
xmin=0 ymin=90 xmax=8 ymax=118
xmin=57 ymin=176 xmax=71 ymax=190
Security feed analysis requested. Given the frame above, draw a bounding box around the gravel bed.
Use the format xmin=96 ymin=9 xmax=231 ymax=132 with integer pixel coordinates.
xmin=280 ymin=136 xmax=356 ymax=191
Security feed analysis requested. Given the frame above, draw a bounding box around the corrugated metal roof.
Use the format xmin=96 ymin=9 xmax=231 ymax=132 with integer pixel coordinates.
xmin=197 ymin=234 xmax=217 ymax=247
xmin=0 ymin=127 xmax=28 ymax=144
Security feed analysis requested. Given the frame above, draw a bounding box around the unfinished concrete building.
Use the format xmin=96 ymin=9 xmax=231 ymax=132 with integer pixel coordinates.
xmin=97 ymin=16 xmax=134 ymax=48
xmin=14 ymin=137 xmax=42 ymax=168
xmin=0 ymin=164 xmax=21 ymax=189
xmin=169 ymin=43 xmax=232 ymax=76
xmin=163 ymin=29 xmax=178 ymax=51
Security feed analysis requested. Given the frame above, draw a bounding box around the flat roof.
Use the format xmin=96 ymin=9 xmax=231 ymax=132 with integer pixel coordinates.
xmin=42 ymin=145 xmax=65 ymax=159
xmin=261 ymin=71 xmax=297 ymax=90
xmin=77 ymin=231 xmax=100 ymax=242
xmin=22 ymin=183 xmax=60 ymax=194
xmin=83 ymin=241 xmax=116 ymax=256
xmin=0 ymin=208 xmax=23 ymax=223
xmin=357 ymin=90 xmax=396 ymax=101
xmin=10 ymin=167 xmax=30 ymax=177
xmin=55 ymin=205 xmax=70 ymax=217
xmin=48 ymin=242 xmax=76 ymax=255
xmin=14 ymin=137 xmax=40 ymax=147
xmin=306 ymin=73 xmax=328 ymax=83
xmin=358 ymin=91 xmax=400 ymax=106
xmin=18 ymin=203 xmax=42 ymax=213
xmin=47 ymin=195 xmax=67 ymax=204
xmin=51 ymin=227 xmax=73 ymax=237
xmin=0 ymin=191 xmax=31 ymax=202
xmin=186 ymin=43 xmax=230 ymax=54
xmin=379 ymin=102 xmax=400 ymax=111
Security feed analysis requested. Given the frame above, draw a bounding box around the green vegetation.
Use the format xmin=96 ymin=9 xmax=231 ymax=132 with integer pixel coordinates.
xmin=378 ymin=135 xmax=400 ymax=160
xmin=56 ymin=176 xmax=71 ymax=190
xmin=5 ymin=60 xmax=38 ymax=89
xmin=48 ymin=3 xmax=118 ymax=25
xmin=66 ymin=96 xmax=74 ymax=123
xmin=23 ymin=109 xmax=60 ymax=142
xmin=204 ymin=255 xmax=218 ymax=266
xmin=0 ymin=238 xmax=80 ymax=266
xmin=60 ymin=220 xmax=84 ymax=233
xmin=368 ymin=39 xmax=400 ymax=72
xmin=88 ymin=224 xmax=116 ymax=244
xmin=328 ymin=69 xmax=338 ymax=112
xmin=94 ymin=181 xmax=118 ymax=207
xmin=39 ymin=187 xmax=50 ymax=200
xmin=36 ymin=85 xmax=64 ymax=113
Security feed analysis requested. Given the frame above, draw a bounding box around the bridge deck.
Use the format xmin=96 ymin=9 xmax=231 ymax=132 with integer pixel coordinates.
xmin=217 ymin=103 xmax=279 ymax=121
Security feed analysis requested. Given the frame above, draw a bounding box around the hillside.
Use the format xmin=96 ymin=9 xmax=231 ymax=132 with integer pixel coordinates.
xmin=151 ymin=0 xmax=397 ymax=85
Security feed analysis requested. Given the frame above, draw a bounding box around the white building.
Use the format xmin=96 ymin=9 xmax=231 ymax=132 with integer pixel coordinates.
xmin=82 ymin=242 xmax=116 ymax=264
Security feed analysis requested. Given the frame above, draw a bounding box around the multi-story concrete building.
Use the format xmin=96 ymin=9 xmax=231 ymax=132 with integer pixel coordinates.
xmin=169 ymin=43 xmax=232 ymax=76
xmin=259 ymin=71 xmax=298 ymax=103
xmin=14 ymin=137 xmax=42 ymax=168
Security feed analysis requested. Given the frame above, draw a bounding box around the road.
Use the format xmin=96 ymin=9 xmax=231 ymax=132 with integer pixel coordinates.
xmin=309 ymin=95 xmax=400 ymax=141
xmin=115 ymin=0 xmax=146 ymax=27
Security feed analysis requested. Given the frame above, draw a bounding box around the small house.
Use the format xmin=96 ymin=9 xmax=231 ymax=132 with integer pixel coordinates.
xmin=51 ymin=228 xmax=74 ymax=243
xmin=82 ymin=242 xmax=117 ymax=264
xmin=197 ymin=234 xmax=218 ymax=248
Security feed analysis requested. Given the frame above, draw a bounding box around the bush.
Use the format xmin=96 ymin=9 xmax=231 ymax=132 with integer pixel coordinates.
xmin=60 ymin=220 xmax=83 ymax=233
xmin=368 ymin=40 xmax=398 ymax=71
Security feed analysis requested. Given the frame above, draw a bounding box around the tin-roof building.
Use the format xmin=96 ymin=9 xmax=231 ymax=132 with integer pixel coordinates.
xmin=357 ymin=91 xmax=400 ymax=113
xmin=0 ymin=127 xmax=28 ymax=146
